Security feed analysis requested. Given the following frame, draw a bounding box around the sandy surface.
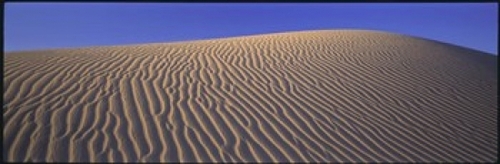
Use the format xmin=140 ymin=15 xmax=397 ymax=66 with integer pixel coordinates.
xmin=3 ymin=30 xmax=497 ymax=162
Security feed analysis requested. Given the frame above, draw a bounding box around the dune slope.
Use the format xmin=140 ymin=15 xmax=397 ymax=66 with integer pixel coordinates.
xmin=3 ymin=30 xmax=497 ymax=162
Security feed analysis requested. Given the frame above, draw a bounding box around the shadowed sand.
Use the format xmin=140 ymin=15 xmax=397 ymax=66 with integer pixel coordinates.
xmin=3 ymin=30 xmax=497 ymax=162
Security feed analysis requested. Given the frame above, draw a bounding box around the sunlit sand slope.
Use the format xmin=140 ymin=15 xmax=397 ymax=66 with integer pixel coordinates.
xmin=3 ymin=30 xmax=497 ymax=162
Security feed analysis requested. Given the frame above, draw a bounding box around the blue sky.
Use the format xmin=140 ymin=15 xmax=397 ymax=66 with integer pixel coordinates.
xmin=4 ymin=3 xmax=498 ymax=55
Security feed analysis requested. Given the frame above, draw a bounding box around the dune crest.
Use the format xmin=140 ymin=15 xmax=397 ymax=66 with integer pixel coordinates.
xmin=3 ymin=30 xmax=497 ymax=162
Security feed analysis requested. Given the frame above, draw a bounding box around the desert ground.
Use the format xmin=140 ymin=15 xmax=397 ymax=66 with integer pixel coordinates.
xmin=3 ymin=30 xmax=497 ymax=162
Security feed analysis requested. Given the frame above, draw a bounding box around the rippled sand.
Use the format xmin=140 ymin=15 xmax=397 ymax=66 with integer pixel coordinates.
xmin=3 ymin=30 xmax=497 ymax=162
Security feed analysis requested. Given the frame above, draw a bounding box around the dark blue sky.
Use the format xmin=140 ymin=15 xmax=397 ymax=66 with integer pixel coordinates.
xmin=4 ymin=3 xmax=498 ymax=55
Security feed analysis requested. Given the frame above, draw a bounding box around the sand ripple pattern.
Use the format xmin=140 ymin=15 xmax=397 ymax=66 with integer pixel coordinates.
xmin=3 ymin=30 xmax=497 ymax=162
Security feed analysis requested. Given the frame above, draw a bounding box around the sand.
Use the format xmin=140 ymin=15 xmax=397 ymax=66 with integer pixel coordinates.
xmin=3 ymin=30 xmax=497 ymax=162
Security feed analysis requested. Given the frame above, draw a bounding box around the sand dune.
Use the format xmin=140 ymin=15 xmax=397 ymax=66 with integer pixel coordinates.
xmin=3 ymin=30 xmax=497 ymax=162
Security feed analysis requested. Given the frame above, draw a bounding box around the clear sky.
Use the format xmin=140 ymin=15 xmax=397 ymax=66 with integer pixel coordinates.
xmin=4 ymin=3 xmax=498 ymax=55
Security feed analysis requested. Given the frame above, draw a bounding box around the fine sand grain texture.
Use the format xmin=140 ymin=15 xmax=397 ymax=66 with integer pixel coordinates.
xmin=3 ymin=30 xmax=497 ymax=162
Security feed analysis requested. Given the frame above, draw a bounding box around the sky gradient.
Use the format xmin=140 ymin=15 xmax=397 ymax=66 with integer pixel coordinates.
xmin=4 ymin=3 xmax=498 ymax=55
